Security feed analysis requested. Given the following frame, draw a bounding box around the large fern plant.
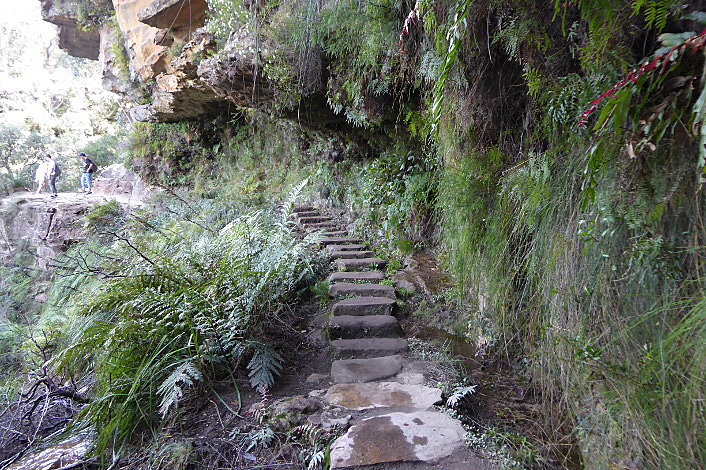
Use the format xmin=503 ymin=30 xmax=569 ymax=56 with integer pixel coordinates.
xmin=54 ymin=210 xmax=321 ymax=456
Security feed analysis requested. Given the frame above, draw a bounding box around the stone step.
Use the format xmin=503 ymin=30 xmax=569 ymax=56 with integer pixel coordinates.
xmin=329 ymin=410 xmax=467 ymax=468
xmin=329 ymin=282 xmax=396 ymax=299
xmin=293 ymin=205 xmax=315 ymax=212
xmin=335 ymin=257 xmax=387 ymax=270
xmin=320 ymin=237 xmax=362 ymax=246
xmin=299 ymin=215 xmax=332 ymax=224
xmin=321 ymin=230 xmax=349 ymax=237
xmin=326 ymin=244 xmax=366 ymax=252
xmin=329 ymin=250 xmax=375 ymax=260
xmin=291 ymin=210 xmax=319 ymax=218
xmin=331 ymin=338 xmax=409 ymax=358
xmin=332 ymin=297 xmax=396 ymax=316
xmin=328 ymin=315 xmax=401 ymax=339
xmin=324 ymin=382 xmax=441 ymax=411
xmin=330 ymin=354 xmax=404 ymax=384
xmin=328 ymin=271 xmax=385 ymax=283
xmin=306 ymin=223 xmax=340 ymax=233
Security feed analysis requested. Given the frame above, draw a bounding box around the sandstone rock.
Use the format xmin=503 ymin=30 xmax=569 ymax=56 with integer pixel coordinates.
xmin=0 ymin=192 xmax=145 ymax=269
xmin=113 ymin=0 xmax=169 ymax=80
xmin=98 ymin=23 xmax=141 ymax=99
xmin=330 ymin=355 xmax=404 ymax=384
xmin=319 ymin=237 xmax=362 ymax=246
xmin=329 ymin=250 xmax=376 ymax=260
xmin=328 ymin=315 xmax=401 ymax=339
xmin=335 ymin=257 xmax=387 ymax=271
xmin=328 ymin=271 xmax=384 ymax=283
xmin=307 ymin=409 xmax=352 ymax=431
xmin=329 ymin=411 xmax=466 ymax=468
xmin=306 ymin=373 xmax=329 ymax=384
xmin=331 ymin=338 xmax=408 ymax=359
xmin=92 ymin=164 xmax=151 ymax=200
xmin=137 ymin=0 xmax=208 ymax=29
xmin=133 ymin=29 xmax=223 ymax=121
xmin=324 ymin=382 xmax=442 ymax=411
xmin=329 ymin=283 xmax=396 ymax=299
xmin=332 ymin=297 xmax=396 ymax=316
xmin=40 ymin=0 xmax=100 ymax=59
xmin=198 ymin=30 xmax=276 ymax=108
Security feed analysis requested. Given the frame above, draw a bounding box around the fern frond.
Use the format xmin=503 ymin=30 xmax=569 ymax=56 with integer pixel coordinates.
xmin=247 ymin=344 xmax=284 ymax=393
xmin=446 ymin=385 xmax=477 ymax=408
xmin=157 ymin=362 xmax=203 ymax=417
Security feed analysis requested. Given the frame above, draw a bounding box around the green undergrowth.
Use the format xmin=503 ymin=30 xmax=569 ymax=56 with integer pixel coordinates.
xmin=39 ymin=191 xmax=326 ymax=458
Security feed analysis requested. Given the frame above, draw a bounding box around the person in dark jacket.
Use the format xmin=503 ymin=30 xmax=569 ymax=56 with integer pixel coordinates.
xmin=79 ymin=152 xmax=96 ymax=194
xmin=46 ymin=154 xmax=59 ymax=198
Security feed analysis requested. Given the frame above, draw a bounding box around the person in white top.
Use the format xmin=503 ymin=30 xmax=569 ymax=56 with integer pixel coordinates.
xmin=35 ymin=155 xmax=59 ymax=198
xmin=35 ymin=156 xmax=50 ymax=194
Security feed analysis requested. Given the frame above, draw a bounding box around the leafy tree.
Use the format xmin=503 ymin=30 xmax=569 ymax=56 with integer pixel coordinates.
xmin=0 ymin=125 xmax=48 ymax=188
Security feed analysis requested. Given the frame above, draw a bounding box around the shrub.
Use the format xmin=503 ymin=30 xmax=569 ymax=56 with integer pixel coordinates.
xmin=54 ymin=209 xmax=322 ymax=456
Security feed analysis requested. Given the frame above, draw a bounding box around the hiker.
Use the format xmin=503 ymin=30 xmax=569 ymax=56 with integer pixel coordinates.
xmin=79 ymin=152 xmax=96 ymax=194
xmin=46 ymin=154 xmax=59 ymax=198
xmin=34 ymin=156 xmax=49 ymax=194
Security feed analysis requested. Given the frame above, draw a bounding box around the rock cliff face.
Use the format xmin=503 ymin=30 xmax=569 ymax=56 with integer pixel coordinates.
xmin=0 ymin=166 xmax=149 ymax=270
xmin=39 ymin=0 xmax=101 ymax=60
xmin=38 ymin=0 xmax=315 ymax=122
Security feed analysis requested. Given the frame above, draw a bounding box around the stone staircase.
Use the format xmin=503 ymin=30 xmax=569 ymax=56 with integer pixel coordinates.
xmin=292 ymin=205 xmax=489 ymax=469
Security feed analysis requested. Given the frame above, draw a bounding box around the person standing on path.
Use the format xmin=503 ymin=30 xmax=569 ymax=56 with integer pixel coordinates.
xmin=79 ymin=152 xmax=96 ymax=194
xmin=34 ymin=156 xmax=49 ymax=194
xmin=46 ymin=154 xmax=59 ymax=198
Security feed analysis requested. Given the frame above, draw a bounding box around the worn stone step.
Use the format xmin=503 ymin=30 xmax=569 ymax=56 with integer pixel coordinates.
xmin=321 ymin=230 xmax=349 ymax=237
xmin=324 ymin=382 xmax=441 ymax=411
xmin=335 ymin=257 xmax=387 ymax=270
xmin=326 ymin=244 xmax=366 ymax=252
xmin=328 ymin=271 xmax=385 ymax=283
xmin=293 ymin=205 xmax=315 ymax=212
xmin=329 ymin=250 xmax=375 ymax=260
xmin=320 ymin=237 xmax=362 ymax=246
xmin=299 ymin=215 xmax=332 ymax=224
xmin=328 ymin=315 xmax=401 ymax=339
xmin=332 ymin=297 xmax=396 ymax=316
xmin=329 ymin=410 xmax=467 ymax=468
xmin=331 ymin=338 xmax=409 ymax=358
xmin=329 ymin=282 xmax=396 ymax=299
xmin=291 ymin=210 xmax=319 ymax=218
xmin=330 ymin=355 xmax=404 ymax=384
xmin=306 ymin=223 xmax=340 ymax=233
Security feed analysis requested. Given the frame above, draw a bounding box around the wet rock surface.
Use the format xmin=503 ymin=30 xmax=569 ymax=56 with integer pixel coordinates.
xmin=329 ymin=411 xmax=466 ymax=468
xmin=324 ymin=382 xmax=442 ymax=411
xmin=330 ymin=355 xmax=405 ymax=384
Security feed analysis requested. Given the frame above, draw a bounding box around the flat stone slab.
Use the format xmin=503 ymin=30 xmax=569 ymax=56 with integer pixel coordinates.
xmin=326 ymin=244 xmax=366 ymax=252
xmin=306 ymin=222 xmax=339 ymax=232
xmin=329 ymin=315 xmax=401 ymax=339
xmin=335 ymin=258 xmax=387 ymax=270
xmin=329 ymin=283 xmax=396 ymax=299
xmin=293 ymin=205 xmax=316 ymax=212
xmin=292 ymin=210 xmax=319 ymax=218
xmin=330 ymin=411 xmax=466 ymax=468
xmin=331 ymin=338 xmax=409 ymax=358
xmin=329 ymin=271 xmax=385 ymax=283
xmin=299 ymin=215 xmax=332 ymax=224
xmin=325 ymin=382 xmax=442 ymax=411
xmin=332 ymin=297 xmax=396 ymax=316
xmin=331 ymin=355 xmax=404 ymax=384
xmin=320 ymin=237 xmax=362 ymax=246
xmin=329 ymin=250 xmax=376 ymax=259
xmin=321 ymin=231 xmax=349 ymax=236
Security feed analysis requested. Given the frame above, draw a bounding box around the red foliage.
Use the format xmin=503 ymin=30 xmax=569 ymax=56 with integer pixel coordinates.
xmin=578 ymin=28 xmax=706 ymax=127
